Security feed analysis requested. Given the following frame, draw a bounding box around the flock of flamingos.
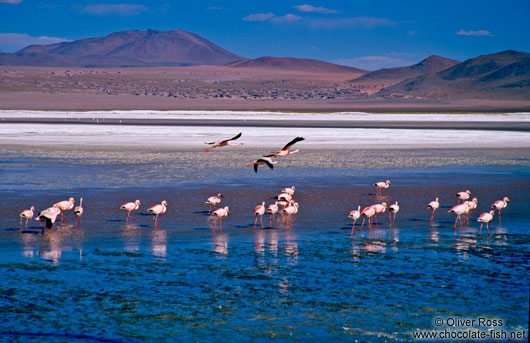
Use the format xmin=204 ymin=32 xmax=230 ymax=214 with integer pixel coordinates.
xmin=17 ymin=133 xmax=510 ymax=236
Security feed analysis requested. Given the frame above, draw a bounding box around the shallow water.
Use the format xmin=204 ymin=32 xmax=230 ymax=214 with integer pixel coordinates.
xmin=1 ymin=145 xmax=529 ymax=342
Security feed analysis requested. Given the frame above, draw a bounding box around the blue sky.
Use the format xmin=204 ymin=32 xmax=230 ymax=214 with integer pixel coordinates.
xmin=0 ymin=0 xmax=529 ymax=70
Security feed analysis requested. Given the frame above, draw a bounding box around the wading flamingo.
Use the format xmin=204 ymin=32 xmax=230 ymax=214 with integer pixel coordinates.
xmin=491 ymin=197 xmax=510 ymax=222
xmin=427 ymin=197 xmax=439 ymax=222
xmin=254 ymin=202 xmax=266 ymax=229
xmin=477 ymin=210 xmax=495 ymax=236
xmin=449 ymin=203 xmax=469 ymax=230
xmin=370 ymin=202 xmax=387 ymax=226
xmin=148 ymin=201 xmax=167 ymax=227
xmin=282 ymin=201 xmax=299 ymax=230
xmin=456 ymin=190 xmax=471 ymax=204
xmin=205 ymin=193 xmax=223 ymax=213
xmin=74 ymin=198 xmax=84 ymax=227
xmin=348 ymin=206 xmax=361 ymax=236
xmin=19 ymin=206 xmax=35 ymax=231
xmin=264 ymin=137 xmax=305 ymax=158
xmin=120 ymin=200 xmax=141 ymax=222
xmin=281 ymin=186 xmax=296 ymax=196
xmin=205 ymin=132 xmax=243 ymax=152
xmin=360 ymin=206 xmax=376 ymax=230
xmin=267 ymin=202 xmax=279 ymax=226
xmin=246 ymin=157 xmax=278 ymax=173
xmin=374 ymin=180 xmax=390 ymax=196
xmin=36 ymin=206 xmax=61 ymax=233
xmin=389 ymin=201 xmax=400 ymax=226
xmin=212 ymin=206 xmax=229 ymax=231
xmin=463 ymin=198 xmax=478 ymax=224
xmin=54 ymin=197 xmax=75 ymax=221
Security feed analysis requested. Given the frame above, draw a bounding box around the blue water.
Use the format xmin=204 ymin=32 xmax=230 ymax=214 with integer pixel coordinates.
xmin=0 ymin=147 xmax=529 ymax=342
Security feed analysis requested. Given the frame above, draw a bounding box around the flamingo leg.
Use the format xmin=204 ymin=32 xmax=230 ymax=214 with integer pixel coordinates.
xmin=254 ymin=216 xmax=258 ymax=229
xmin=430 ymin=210 xmax=434 ymax=222
xmin=351 ymin=221 xmax=356 ymax=236
xmin=393 ymin=213 xmax=396 ymax=224
xmin=486 ymin=222 xmax=491 ymax=236
xmin=219 ymin=218 xmax=223 ymax=231
xmin=26 ymin=218 xmax=29 ymax=229
xmin=479 ymin=223 xmax=483 ymax=236
xmin=20 ymin=217 xmax=23 ymax=232
xmin=388 ymin=211 xmax=392 ymax=226
xmin=498 ymin=209 xmax=502 ymax=222
xmin=374 ymin=214 xmax=378 ymax=226
xmin=453 ymin=216 xmax=458 ymax=230
xmin=260 ymin=216 xmax=263 ymax=229
xmin=360 ymin=217 xmax=365 ymax=231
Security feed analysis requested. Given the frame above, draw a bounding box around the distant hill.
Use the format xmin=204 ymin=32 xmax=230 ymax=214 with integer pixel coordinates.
xmin=353 ymin=55 xmax=460 ymax=82
xmin=379 ymin=50 xmax=530 ymax=99
xmin=0 ymin=29 xmax=243 ymax=67
xmin=227 ymin=56 xmax=366 ymax=74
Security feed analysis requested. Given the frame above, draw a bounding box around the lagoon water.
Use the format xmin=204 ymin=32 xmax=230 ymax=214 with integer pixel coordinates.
xmin=0 ymin=118 xmax=529 ymax=342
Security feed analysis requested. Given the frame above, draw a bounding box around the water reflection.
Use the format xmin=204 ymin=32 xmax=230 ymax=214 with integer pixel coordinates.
xmin=122 ymin=223 xmax=141 ymax=252
xmin=213 ymin=232 xmax=228 ymax=255
xmin=150 ymin=229 xmax=167 ymax=257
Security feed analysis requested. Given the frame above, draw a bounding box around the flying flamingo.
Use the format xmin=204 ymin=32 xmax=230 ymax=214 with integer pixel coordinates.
xmin=254 ymin=202 xmax=266 ymax=229
xmin=281 ymin=186 xmax=296 ymax=196
xmin=388 ymin=201 xmax=400 ymax=226
xmin=246 ymin=157 xmax=278 ymax=173
xmin=74 ymin=198 xmax=84 ymax=227
xmin=212 ymin=206 xmax=229 ymax=231
xmin=491 ymin=197 xmax=510 ymax=222
xmin=120 ymin=200 xmax=141 ymax=222
xmin=148 ymin=201 xmax=167 ymax=227
xmin=19 ymin=206 xmax=35 ymax=231
xmin=374 ymin=180 xmax=390 ymax=196
xmin=360 ymin=206 xmax=376 ymax=231
xmin=267 ymin=201 xmax=279 ymax=226
xmin=463 ymin=198 xmax=478 ymax=224
xmin=264 ymin=137 xmax=305 ymax=158
xmin=35 ymin=206 xmax=61 ymax=233
xmin=427 ymin=197 xmax=439 ymax=222
xmin=449 ymin=203 xmax=468 ymax=230
xmin=348 ymin=205 xmax=361 ymax=236
xmin=282 ymin=201 xmax=299 ymax=229
xmin=54 ymin=197 xmax=75 ymax=221
xmin=477 ymin=210 xmax=495 ymax=236
xmin=456 ymin=190 xmax=471 ymax=204
xmin=205 ymin=193 xmax=223 ymax=213
xmin=370 ymin=202 xmax=387 ymax=226
xmin=205 ymin=132 xmax=243 ymax=152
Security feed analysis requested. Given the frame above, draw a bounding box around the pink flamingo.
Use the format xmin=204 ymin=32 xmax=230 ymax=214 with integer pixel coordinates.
xmin=360 ymin=206 xmax=376 ymax=230
xmin=388 ymin=201 xmax=399 ymax=226
xmin=212 ymin=206 xmax=229 ymax=230
xmin=74 ymin=198 xmax=84 ymax=227
xmin=370 ymin=202 xmax=387 ymax=226
xmin=491 ymin=197 xmax=510 ymax=222
xmin=205 ymin=193 xmax=223 ymax=213
xmin=54 ymin=197 xmax=75 ymax=221
xmin=477 ymin=210 xmax=495 ymax=236
xmin=449 ymin=203 xmax=468 ymax=230
xmin=254 ymin=202 xmax=266 ymax=229
xmin=282 ymin=200 xmax=299 ymax=229
xmin=148 ymin=201 xmax=167 ymax=227
xmin=264 ymin=137 xmax=305 ymax=158
xmin=463 ymin=198 xmax=478 ymax=224
xmin=246 ymin=157 xmax=278 ymax=173
xmin=267 ymin=201 xmax=279 ymax=226
xmin=35 ymin=206 xmax=61 ymax=233
xmin=19 ymin=206 xmax=35 ymax=231
xmin=456 ymin=190 xmax=471 ymax=204
xmin=427 ymin=197 xmax=439 ymax=222
xmin=374 ymin=180 xmax=390 ymax=196
xmin=205 ymin=132 xmax=243 ymax=152
xmin=281 ymin=186 xmax=296 ymax=196
xmin=120 ymin=200 xmax=141 ymax=222
xmin=348 ymin=205 xmax=361 ymax=236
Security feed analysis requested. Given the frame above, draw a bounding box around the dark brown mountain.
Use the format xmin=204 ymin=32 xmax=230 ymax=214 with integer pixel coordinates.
xmin=0 ymin=29 xmax=243 ymax=67
xmin=227 ymin=56 xmax=366 ymax=74
xmin=353 ymin=55 xmax=460 ymax=82
xmin=378 ymin=50 xmax=530 ymax=99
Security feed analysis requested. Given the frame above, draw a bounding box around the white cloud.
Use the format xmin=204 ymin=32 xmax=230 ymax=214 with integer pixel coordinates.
xmin=0 ymin=0 xmax=23 ymax=4
xmin=333 ymin=55 xmax=417 ymax=71
xmin=0 ymin=33 xmax=69 ymax=52
xmin=457 ymin=29 xmax=494 ymax=37
xmin=308 ymin=16 xmax=395 ymax=29
xmin=80 ymin=4 xmax=148 ymax=16
xmin=272 ymin=14 xmax=302 ymax=22
xmin=243 ymin=12 xmax=275 ymax=22
xmin=294 ymin=4 xmax=338 ymax=14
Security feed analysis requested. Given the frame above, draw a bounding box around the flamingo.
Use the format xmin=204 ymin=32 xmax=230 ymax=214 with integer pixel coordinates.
xmin=253 ymin=202 xmax=266 ymax=229
xmin=389 ymin=201 xmax=400 ymax=226
xmin=370 ymin=202 xmax=387 ymax=226
xmin=246 ymin=157 xmax=278 ymax=173
xmin=449 ymin=203 xmax=468 ymax=230
xmin=120 ymin=200 xmax=141 ymax=222
xmin=35 ymin=206 xmax=61 ymax=233
xmin=348 ymin=205 xmax=361 ymax=236
xmin=205 ymin=193 xmax=223 ymax=213
xmin=148 ymin=201 xmax=167 ymax=227
xmin=276 ymin=192 xmax=292 ymax=202
xmin=491 ymin=197 xmax=510 ymax=222
xmin=282 ymin=186 xmax=296 ymax=196
xmin=456 ymin=190 xmax=471 ymax=204
xmin=74 ymin=198 xmax=84 ymax=227
xmin=205 ymin=132 xmax=243 ymax=152
xmin=477 ymin=210 xmax=495 ymax=236
xmin=427 ymin=197 xmax=439 ymax=222
xmin=54 ymin=197 xmax=75 ymax=221
xmin=19 ymin=206 xmax=35 ymax=231
xmin=282 ymin=201 xmax=299 ymax=229
xmin=264 ymin=137 xmax=305 ymax=158
xmin=267 ymin=201 xmax=279 ymax=226
xmin=374 ymin=180 xmax=390 ymax=196
xmin=360 ymin=206 xmax=376 ymax=230
xmin=212 ymin=206 xmax=229 ymax=230
xmin=463 ymin=198 xmax=478 ymax=224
